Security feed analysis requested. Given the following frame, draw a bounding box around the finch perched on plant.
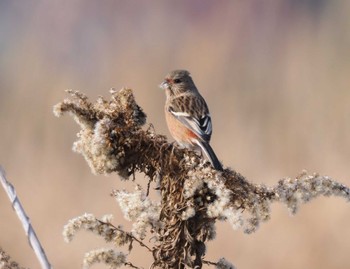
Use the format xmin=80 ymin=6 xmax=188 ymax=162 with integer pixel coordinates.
xmin=160 ymin=70 xmax=223 ymax=171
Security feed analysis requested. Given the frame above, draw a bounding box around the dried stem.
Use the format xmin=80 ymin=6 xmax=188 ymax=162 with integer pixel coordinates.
xmin=124 ymin=261 xmax=142 ymax=269
xmin=0 ymin=167 xmax=53 ymax=269
xmin=97 ymin=220 xmax=152 ymax=252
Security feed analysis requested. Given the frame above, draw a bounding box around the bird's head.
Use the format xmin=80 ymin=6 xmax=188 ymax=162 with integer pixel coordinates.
xmin=160 ymin=70 xmax=197 ymax=97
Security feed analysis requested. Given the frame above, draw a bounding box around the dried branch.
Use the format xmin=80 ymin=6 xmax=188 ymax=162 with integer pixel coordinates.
xmin=124 ymin=261 xmax=142 ymax=269
xmin=55 ymin=88 xmax=350 ymax=269
xmin=0 ymin=167 xmax=53 ymax=269
xmin=203 ymin=258 xmax=235 ymax=269
xmin=96 ymin=219 xmax=153 ymax=252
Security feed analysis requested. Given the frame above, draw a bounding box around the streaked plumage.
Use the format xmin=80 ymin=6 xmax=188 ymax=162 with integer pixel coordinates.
xmin=160 ymin=70 xmax=223 ymax=171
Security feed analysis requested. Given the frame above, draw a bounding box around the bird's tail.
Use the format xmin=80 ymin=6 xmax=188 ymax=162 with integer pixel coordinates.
xmin=196 ymin=141 xmax=223 ymax=171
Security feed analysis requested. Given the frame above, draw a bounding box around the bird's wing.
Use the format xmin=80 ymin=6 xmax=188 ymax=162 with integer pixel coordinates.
xmin=168 ymin=95 xmax=212 ymax=142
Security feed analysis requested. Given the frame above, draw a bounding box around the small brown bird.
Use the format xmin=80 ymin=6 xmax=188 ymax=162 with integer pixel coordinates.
xmin=160 ymin=70 xmax=223 ymax=171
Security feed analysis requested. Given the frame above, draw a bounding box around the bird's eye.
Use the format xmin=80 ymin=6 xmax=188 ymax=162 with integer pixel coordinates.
xmin=173 ymin=79 xmax=181 ymax=84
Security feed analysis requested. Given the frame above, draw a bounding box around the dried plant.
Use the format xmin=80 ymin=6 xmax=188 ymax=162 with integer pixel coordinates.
xmin=54 ymin=89 xmax=350 ymax=269
xmin=0 ymin=247 xmax=28 ymax=269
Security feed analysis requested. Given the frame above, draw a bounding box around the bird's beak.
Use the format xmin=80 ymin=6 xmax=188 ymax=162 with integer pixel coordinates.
xmin=159 ymin=81 xmax=169 ymax=90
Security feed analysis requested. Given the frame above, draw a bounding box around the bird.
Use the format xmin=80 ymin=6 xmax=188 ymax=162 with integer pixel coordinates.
xmin=160 ymin=69 xmax=223 ymax=171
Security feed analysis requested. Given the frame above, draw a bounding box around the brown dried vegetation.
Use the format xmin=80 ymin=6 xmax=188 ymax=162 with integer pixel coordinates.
xmin=55 ymin=89 xmax=350 ymax=269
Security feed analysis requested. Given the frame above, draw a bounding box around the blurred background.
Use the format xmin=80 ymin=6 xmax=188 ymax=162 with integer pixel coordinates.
xmin=0 ymin=1 xmax=349 ymax=268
